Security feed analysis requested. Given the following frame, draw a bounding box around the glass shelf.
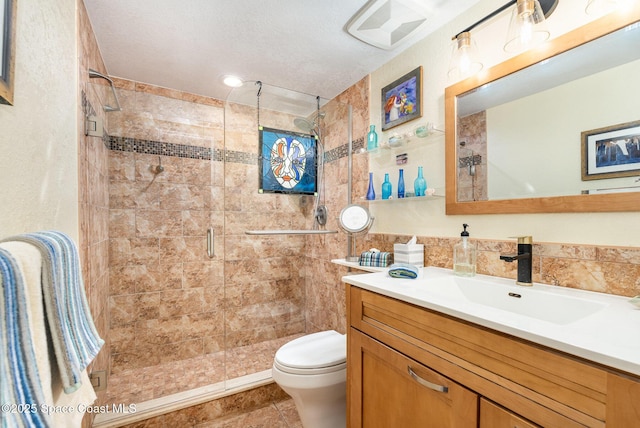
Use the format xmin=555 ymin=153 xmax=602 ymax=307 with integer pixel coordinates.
xmin=360 ymin=189 xmax=444 ymax=202
xmin=367 ymin=127 xmax=444 ymax=154
xmin=367 ymin=195 xmax=442 ymax=202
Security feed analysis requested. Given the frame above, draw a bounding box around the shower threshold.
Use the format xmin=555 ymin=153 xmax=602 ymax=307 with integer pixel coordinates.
xmin=92 ymin=369 xmax=273 ymax=428
xmin=94 ymin=334 xmax=302 ymax=427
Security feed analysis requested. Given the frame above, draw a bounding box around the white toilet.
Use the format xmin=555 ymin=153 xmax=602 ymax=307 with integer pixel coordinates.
xmin=272 ymin=330 xmax=347 ymax=428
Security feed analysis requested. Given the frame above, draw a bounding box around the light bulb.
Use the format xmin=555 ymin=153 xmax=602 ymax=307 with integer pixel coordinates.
xmin=448 ymin=32 xmax=483 ymax=81
xmin=504 ymin=0 xmax=550 ymax=53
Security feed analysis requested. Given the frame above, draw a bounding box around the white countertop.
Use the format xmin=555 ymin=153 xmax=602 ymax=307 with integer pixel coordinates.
xmin=343 ymin=266 xmax=640 ymax=377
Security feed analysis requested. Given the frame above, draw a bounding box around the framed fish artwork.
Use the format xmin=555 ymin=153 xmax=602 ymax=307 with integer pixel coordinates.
xmin=381 ymin=66 xmax=422 ymax=131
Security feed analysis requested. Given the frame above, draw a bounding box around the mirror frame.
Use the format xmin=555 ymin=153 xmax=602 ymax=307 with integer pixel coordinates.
xmin=445 ymin=5 xmax=640 ymax=214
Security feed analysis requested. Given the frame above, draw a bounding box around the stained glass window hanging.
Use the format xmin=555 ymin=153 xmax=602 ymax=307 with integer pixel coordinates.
xmin=258 ymin=126 xmax=318 ymax=195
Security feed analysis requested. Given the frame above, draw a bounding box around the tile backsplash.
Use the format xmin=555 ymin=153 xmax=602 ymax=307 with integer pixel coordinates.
xmin=365 ymin=234 xmax=640 ymax=297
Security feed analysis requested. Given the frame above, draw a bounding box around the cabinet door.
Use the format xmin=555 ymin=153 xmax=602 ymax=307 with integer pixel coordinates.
xmin=348 ymin=328 xmax=478 ymax=428
xmin=480 ymin=399 xmax=541 ymax=428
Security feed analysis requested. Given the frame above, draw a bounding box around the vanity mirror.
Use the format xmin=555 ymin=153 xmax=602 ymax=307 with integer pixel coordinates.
xmin=445 ymin=5 xmax=640 ymax=214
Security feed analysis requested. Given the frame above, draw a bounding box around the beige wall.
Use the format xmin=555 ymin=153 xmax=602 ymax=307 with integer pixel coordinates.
xmin=368 ymin=0 xmax=640 ymax=246
xmin=0 ymin=0 xmax=78 ymax=239
xmin=487 ymin=59 xmax=640 ymax=199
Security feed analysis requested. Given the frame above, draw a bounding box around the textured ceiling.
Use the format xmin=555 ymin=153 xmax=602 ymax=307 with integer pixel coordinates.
xmin=84 ymin=0 xmax=481 ymax=104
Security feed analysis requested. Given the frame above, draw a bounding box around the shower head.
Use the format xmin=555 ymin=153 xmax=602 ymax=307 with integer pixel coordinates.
xmin=293 ymin=112 xmax=326 ymax=134
xmin=293 ymin=117 xmax=314 ymax=133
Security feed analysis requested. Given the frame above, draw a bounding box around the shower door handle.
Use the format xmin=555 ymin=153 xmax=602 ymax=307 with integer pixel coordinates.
xmin=207 ymin=227 xmax=215 ymax=258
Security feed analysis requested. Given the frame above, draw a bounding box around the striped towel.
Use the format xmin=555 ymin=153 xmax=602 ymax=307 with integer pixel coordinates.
xmin=0 ymin=248 xmax=51 ymax=427
xmin=359 ymin=251 xmax=393 ymax=267
xmin=1 ymin=231 xmax=104 ymax=394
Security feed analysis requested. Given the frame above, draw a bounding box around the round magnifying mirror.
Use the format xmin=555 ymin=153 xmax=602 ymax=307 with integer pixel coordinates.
xmin=338 ymin=204 xmax=373 ymax=234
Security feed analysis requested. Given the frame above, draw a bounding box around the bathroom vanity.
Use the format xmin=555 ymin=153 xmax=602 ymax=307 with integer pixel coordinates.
xmin=344 ymin=268 xmax=640 ymax=427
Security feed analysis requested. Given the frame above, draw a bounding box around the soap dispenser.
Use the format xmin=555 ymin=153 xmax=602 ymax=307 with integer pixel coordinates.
xmin=454 ymin=223 xmax=477 ymax=277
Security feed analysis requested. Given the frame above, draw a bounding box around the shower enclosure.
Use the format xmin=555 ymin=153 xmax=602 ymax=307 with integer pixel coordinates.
xmin=97 ymin=79 xmax=353 ymax=407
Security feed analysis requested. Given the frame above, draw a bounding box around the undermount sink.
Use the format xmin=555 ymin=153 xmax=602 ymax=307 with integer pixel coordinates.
xmin=432 ymin=275 xmax=608 ymax=325
xmin=342 ymin=266 xmax=640 ymax=376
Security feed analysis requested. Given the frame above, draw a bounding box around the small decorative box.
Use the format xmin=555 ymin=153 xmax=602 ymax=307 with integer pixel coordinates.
xmin=359 ymin=251 xmax=393 ymax=267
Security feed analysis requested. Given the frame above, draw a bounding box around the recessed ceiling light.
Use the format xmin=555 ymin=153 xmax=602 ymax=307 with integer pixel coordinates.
xmin=222 ymin=75 xmax=244 ymax=88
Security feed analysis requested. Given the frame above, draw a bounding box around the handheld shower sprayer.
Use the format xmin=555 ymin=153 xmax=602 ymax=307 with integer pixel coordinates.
xmin=151 ymin=156 xmax=164 ymax=174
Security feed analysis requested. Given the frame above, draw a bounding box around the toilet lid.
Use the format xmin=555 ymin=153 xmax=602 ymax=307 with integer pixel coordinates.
xmin=274 ymin=330 xmax=346 ymax=370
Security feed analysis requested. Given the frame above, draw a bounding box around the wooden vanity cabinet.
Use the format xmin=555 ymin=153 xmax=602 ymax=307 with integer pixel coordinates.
xmin=347 ymin=285 xmax=640 ymax=428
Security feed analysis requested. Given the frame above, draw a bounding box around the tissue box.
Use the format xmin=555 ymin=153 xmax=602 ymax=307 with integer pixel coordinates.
xmin=359 ymin=251 xmax=393 ymax=267
xmin=394 ymin=243 xmax=424 ymax=267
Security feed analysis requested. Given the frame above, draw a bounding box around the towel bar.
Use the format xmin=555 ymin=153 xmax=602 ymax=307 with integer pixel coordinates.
xmin=245 ymin=230 xmax=338 ymax=235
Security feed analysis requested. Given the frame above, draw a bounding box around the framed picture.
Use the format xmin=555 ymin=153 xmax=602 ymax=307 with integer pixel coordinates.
xmin=0 ymin=0 xmax=16 ymax=105
xmin=381 ymin=66 xmax=422 ymax=131
xmin=582 ymin=120 xmax=640 ymax=181
xmin=258 ymin=126 xmax=318 ymax=195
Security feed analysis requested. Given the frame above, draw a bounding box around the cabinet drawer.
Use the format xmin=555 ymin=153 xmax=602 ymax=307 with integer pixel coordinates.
xmin=480 ymin=398 xmax=541 ymax=428
xmin=349 ymin=328 xmax=478 ymax=428
xmin=349 ymin=286 xmax=606 ymax=427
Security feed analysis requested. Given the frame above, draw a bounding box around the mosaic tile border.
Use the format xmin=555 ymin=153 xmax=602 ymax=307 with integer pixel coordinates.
xmin=107 ymin=135 xmax=363 ymax=165
xmin=108 ymin=136 xmax=218 ymax=161
xmin=225 ymin=149 xmax=258 ymax=165
xmin=325 ymin=137 xmax=365 ymax=163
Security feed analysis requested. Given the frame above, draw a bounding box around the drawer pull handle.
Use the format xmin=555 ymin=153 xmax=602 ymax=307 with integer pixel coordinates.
xmin=407 ymin=366 xmax=449 ymax=393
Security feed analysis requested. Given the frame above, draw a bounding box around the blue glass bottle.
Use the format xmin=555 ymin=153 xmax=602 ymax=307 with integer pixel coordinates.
xmin=382 ymin=173 xmax=392 ymax=200
xmin=367 ymin=125 xmax=378 ymax=151
xmin=414 ymin=166 xmax=427 ymax=196
xmin=366 ymin=172 xmax=376 ymax=200
xmin=397 ymin=169 xmax=405 ymax=198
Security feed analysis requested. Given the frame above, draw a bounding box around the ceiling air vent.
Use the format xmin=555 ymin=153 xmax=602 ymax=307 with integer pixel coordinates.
xmin=346 ymin=0 xmax=431 ymax=50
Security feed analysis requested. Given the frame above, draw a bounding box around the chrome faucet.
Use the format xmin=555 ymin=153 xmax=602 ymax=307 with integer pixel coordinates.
xmin=499 ymin=236 xmax=533 ymax=286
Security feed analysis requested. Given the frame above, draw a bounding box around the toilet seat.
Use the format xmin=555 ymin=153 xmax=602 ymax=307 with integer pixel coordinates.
xmin=274 ymin=330 xmax=346 ymax=375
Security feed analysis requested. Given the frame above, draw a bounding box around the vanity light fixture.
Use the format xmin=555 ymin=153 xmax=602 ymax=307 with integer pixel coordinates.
xmin=448 ymin=0 xmax=558 ymax=79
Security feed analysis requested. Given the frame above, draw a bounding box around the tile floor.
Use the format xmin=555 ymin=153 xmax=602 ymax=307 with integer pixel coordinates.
xmin=105 ymin=334 xmax=302 ymax=405
xmin=194 ymin=398 xmax=302 ymax=428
